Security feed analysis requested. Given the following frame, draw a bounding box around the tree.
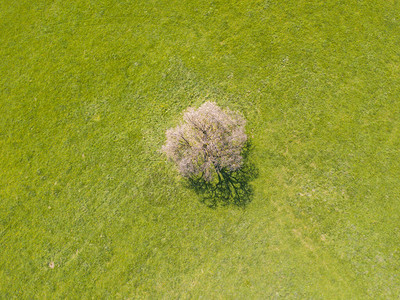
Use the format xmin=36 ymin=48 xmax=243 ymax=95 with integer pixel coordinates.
xmin=161 ymin=102 xmax=247 ymax=183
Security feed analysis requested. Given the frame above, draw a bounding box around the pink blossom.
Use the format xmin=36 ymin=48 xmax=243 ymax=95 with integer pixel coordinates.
xmin=161 ymin=102 xmax=247 ymax=182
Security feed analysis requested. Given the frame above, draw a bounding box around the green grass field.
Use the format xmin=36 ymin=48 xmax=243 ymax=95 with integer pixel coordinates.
xmin=1 ymin=0 xmax=400 ymax=298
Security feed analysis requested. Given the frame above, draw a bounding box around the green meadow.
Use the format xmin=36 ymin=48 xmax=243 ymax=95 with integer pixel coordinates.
xmin=1 ymin=0 xmax=400 ymax=298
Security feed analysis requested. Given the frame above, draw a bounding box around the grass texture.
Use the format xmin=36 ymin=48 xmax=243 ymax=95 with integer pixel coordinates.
xmin=1 ymin=0 xmax=400 ymax=298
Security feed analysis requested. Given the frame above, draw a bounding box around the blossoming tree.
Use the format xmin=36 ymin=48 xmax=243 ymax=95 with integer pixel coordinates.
xmin=161 ymin=102 xmax=247 ymax=184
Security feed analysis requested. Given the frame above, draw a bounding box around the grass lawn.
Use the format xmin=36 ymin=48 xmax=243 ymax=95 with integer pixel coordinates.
xmin=1 ymin=0 xmax=400 ymax=298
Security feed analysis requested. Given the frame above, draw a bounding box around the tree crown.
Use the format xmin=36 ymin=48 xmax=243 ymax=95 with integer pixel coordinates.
xmin=161 ymin=102 xmax=247 ymax=182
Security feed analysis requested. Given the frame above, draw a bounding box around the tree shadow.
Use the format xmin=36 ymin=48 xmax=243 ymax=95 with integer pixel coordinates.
xmin=185 ymin=142 xmax=258 ymax=208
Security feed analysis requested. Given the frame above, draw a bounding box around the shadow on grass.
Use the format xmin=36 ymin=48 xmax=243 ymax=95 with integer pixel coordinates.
xmin=185 ymin=142 xmax=258 ymax=208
